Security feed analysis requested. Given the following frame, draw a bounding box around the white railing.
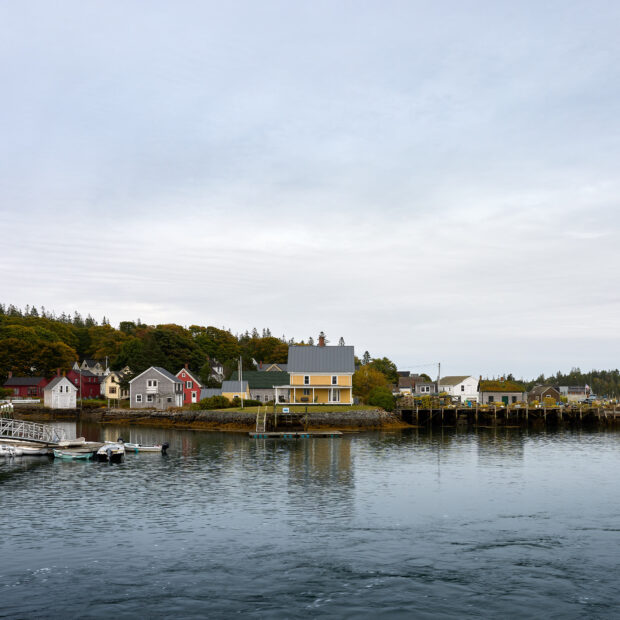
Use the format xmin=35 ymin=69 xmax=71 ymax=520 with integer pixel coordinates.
xmin=0 ymin=417 xmax=67 ymax=443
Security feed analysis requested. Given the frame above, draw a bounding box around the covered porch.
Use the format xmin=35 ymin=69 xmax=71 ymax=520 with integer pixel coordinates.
xmin=273 ymin=384 xmax=353 ymax=405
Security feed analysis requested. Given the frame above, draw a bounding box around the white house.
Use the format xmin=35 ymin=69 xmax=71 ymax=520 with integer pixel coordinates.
xmin=439 ymin=376 xmax=479 ymax=402
xmin=44 ymin=376 xmax=77 ymax=409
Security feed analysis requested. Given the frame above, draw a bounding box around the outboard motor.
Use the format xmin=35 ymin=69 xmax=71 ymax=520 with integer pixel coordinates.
xmin=117 ymin=437 xmax=125 ymax=443
xmin=161 ymin=442 xmax=169 ymax=455
xmin=106 ymin=447 xmax=113 ymax=462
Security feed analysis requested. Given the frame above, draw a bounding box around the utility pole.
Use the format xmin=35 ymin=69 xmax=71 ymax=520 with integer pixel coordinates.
xmin=437 ymin=362 xmax=441 ymax=395
xmin=239 ymin=356 xmax=244 ymax=409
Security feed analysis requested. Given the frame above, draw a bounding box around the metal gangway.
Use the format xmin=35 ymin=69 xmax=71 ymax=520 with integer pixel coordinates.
xmin=0 ymin=416 xmax=67 ymax=445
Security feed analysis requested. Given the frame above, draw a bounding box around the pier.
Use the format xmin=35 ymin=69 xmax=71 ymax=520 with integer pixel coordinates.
xmin=397 ymin=399 xmax=620 ymax=427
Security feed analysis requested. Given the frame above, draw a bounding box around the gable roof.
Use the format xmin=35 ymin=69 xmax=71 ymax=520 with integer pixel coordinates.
xmin=529 ymin=385 xmax=560 ymax=398
xmin=129 ymin=366 xmax=182 ymax=384
xmin=230 ymin=371 xmax=289 ymax=388
xmin=4 ymin=376 xmax=47 ymax=386
xmin=45 ymin=376 xmax=76 ymax=391
xmin=257 ymin=363 xmax=288 ymax=372
xmin=200 ymin=388 xmax=223 ymax=399
xmin=288 ymin=345 xmax=355 ymax=373
xmin=221 ymin=380 xmax=249 ymax=392
xmin=439 ymin=375 xmax=473 ymax=386
xmin=176 ymin=367 xmax=202 ymax=386
xmin=479 ymin=379 xmax=526 ymax=392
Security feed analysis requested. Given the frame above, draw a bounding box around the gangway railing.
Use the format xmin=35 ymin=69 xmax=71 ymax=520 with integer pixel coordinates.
xmin=0 ymin=417 xmax=67 ymax=444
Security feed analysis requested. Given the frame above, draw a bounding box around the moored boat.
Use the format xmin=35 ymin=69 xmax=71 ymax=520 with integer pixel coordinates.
xmin=97 ymin=443 xmax=125 ymax=463
xmin=53 ymin=449 xmax=93 ymax=460
xmin=122 ymin=441 xmax=169 ymax=454
xmin=0 ymin=444 xmax=23 ymax=457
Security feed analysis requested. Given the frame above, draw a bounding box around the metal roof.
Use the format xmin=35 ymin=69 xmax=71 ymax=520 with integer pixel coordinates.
xmin=4 ymin=376 xmax=47 ymax=386
xmin=221 ymin=380 xmax=249 ymax=392
xmin=439 ymin=375 xmax=473 ymax=386
xmin=230 ymin=371 xmax=290 ymax=388
xmin=45 ymin=376 xmax=76 ymax=391
xmin=287 ymin=346 xmax=355 ymax=373
xmin=200 ymin=388 xmax=223 ymax=399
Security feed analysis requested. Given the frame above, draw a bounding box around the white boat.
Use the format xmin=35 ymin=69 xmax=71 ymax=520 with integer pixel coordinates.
xmin=0 ymin=444 xmax=23 ymax=457
xmin=122 ymin=441 xmax=169 ymax=454
xmin=17 ymin=444 xmax=49 ymax=456
xmin=97 ymin=442 xmax=125 ymax=463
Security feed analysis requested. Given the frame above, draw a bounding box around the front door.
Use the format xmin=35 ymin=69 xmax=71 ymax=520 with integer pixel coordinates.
xmin=502 ymin=396 xmax=509 ymax=405
xmin=191 ymin=391 xmax=197 ymax=403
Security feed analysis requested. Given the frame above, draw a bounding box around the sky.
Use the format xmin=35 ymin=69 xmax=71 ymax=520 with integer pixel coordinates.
xmin=1 ymin=0 xmax=619 ymax=379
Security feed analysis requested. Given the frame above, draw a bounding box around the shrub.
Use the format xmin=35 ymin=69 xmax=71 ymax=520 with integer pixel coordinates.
xmin=367 ymin=386 xmax=395 ymax=412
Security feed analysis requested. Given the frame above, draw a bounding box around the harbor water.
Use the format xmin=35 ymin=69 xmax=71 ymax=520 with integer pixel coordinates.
xmin=1 ymin=424 xmax=619 ymax=618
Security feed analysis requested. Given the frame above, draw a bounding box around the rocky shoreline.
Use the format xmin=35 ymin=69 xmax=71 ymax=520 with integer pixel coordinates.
xmin=13 ymin=406 xmax=409 ymax=432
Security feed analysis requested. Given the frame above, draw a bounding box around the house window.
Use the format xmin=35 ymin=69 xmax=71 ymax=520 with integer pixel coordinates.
xmin=512 ymin=396 xmax=517 ymax=403
xmin=332 ymin=376 xmax=337 ymax=385
xmin=110 ymin=387 xmax=117 ymax=395
xmin=147 ymin=379 xmax=158 ymax=388
xmin=167 ymin=397 xmax=172 ymax=403
xmin=136 ymin=394 xmax=143 ymax=403
xmin=461 ymin=385 xmax=465 ymax=392
xmin=147 ymin=394 xmax=153 ymax=402
xmin=186 ymin=381 xmax=192 ymax=389
xmin=488 ymin=396 xmax=494 ymax=403
xmin=304 ymin=376 xmax=310 ymax=385
xmin=332 ymin=389 xmax=340 ymax=402
xmin=303 ymin=389 xmax=310 ymax=396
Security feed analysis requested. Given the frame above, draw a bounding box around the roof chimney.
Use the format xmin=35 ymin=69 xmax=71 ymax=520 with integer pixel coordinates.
xmin=57 ymin=368 xmax=61 ymax=376
xmin=259 ymin=361 xmax=263 ymax=369
xmin=185 ymin=363 xmax=189 ymax=369
xmin=8 ymin=371 xmax=12 ymax=378
xmin=318 ymin=332 xmax=326 ymax=347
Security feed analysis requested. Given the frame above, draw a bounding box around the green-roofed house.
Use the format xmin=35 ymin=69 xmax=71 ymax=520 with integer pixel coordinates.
xmin=229 ymin=371 xmax=290 ymax=403
xmin=478 ymin=378 xmax=526 ymax=405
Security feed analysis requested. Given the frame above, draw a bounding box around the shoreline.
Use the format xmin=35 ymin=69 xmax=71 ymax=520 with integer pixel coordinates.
xmin=12 ymin=406 xmax=411 ymax=433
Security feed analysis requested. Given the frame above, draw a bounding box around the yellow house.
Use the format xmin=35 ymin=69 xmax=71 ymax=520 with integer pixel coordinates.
xmin=102 ymin=367 xmax=131 ymax=400
xmin=221 ymin=380 xmax=250 ymax=402
xmin=274 ymin=343 xmax=354 ymax=405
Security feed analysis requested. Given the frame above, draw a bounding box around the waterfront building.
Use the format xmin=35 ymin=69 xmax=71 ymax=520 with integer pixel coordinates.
xmin=478 ymin=379 xmax=526 ymax=404
xmin=439 ymin=376 xmax=479 ymax=402
xmin=415 ymin=381 xmax=438 ymax=395
xmin=175 ymin=364 xmax=203 ymax=405
xmin=397 ymin=374 xmax=424 ymax=395
xmin=43 ymin=376 xmax=77 ymax=409
xmin=528 ymin=385 xmax=561 ymax=403
xmin=273 ymin=337 xmax=354 ymax=405
xmin=101 ymin=367 xmax=131 ymax=400
xmin=221 ymin=380 xmax=250 ymax=401
xmin=229 ymin=370 xmax=290 ymax=402
xmin=2 ymin=372 xmax=48 ymax=398
xmin=558 ymin=385 xmax=589 ymax=402
xmin=66 ymin=369 xmax=102 ymax=399
xmin=129 ymin=367 xmax=184 ymax=410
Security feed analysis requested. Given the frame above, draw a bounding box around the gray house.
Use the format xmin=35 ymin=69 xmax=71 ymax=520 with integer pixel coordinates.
xmin=129 ymin=367 xmax=184 ymax=410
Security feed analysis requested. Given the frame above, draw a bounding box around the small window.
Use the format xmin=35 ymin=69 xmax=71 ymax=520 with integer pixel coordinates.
xmin=167 ymin=397 xmax=172 ymax=402
xmin=488 ymin=396 xmax=494 ymax=403
xmin=186 ymin=381 xmax=192 ymax=389
xmin=461 ymin=385 xmax=465 ymax=392
xmin=332 ymin=376 xmax=337 ymax=385
xmin=110 ymin=387 xmax=117 ymax=394
xmin=147 ymin=379 xmax=158 ymax=388
xmin=512 ymin=396 xmax=517 ymax=403
xmin=304 ymin=376 xmax=310 ymax=385
xmin=303 ymin=389 xmax=310 ymax=396
xmin=136 ymin=394 xmax=143 ymax=403
xmin=147 ymin=394 xmax=153 ymax=402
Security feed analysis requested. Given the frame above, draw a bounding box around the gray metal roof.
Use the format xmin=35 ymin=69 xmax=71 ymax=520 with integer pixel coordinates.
xmin=4 ymin=376 xmax=47 ymax=386
xmin=200 ymin=388 xmax=223 ymax=399
xmin=221 ymin=380 xmax=249 ymax=392
xmin=45 ymin=376 xmax=75 ymax=391
xmin=287 ymin=346 xmax=355 ymax=373
xmin=152 ymin=367 xmax=183 ymax=383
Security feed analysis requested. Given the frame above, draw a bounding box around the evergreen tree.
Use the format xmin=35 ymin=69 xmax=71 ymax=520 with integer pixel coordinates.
xmin=362 ymin=351 xmax=371 ymax=365
xmin=338 ymin=337 xmax=345 ymax=346
xmin=308 ymin=337 xmax=314 ymax=346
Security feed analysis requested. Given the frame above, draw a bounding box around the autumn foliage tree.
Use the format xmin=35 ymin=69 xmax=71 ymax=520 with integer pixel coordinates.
xmin=352 ymin=366 xmax=388 ymax=402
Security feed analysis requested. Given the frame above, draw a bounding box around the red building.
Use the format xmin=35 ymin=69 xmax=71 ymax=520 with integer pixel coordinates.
xmin=3 ymin=372 xmax=48 ymax=397
xmin=66 ymin=369 xmax=102 ymax=399
xmin=176 ymin=364 xmax=203 ymax=405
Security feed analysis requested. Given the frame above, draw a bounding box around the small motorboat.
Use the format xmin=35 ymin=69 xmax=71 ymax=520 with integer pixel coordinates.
xmin=17 ymin=444 xmax=49 ymax=456
xmin=97 ymin=442 xmax=125 ymax=463
xmin=122 ymin=441 xmax=169 ymax=454
xmin=0 ymin=444 xmax=23 ymax=457
xmin=53 ymin=449 xmax=93 ymax=460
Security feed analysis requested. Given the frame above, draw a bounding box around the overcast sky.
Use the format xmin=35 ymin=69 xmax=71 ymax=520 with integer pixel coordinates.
xmin=1 ymin=1 xmax=619 ymax=378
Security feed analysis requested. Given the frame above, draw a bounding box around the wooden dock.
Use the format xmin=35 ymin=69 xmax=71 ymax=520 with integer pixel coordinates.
xmin=396 ymin=400 xmax=620 ymax=427
xmin=249 ymin=431 xmax=343 ymax=439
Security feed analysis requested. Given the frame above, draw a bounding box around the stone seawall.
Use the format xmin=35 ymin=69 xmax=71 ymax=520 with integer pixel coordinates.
xmin=14 ymin=406 xmax=407 ymax=431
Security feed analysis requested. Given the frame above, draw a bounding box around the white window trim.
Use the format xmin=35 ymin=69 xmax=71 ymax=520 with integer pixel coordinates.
xmin=136 ymin=394 xmax=143 ymax=403
xmin=304 ymin=376 xmax=310 ymax=385
xmin=332 ymin=376 xmax=338 ymax=385
xmin=146 ymin=394 xmax=153 ymax=402
xmin=186 ymin=381 xmax=192 ymax=389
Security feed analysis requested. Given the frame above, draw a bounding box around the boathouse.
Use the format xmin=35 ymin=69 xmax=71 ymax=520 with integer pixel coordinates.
xmin=43 ymin=376 xmax=77 ymax=409
xmin=478 ymin=378 xmax=526 ymax=405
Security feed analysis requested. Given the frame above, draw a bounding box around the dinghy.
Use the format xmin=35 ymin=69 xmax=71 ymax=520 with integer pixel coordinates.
xmin=0 ymin=444 xmax=23 ymax=457
xmin=53 ymin=449 xmax=93 ymax=460
xmin=122 ymin=442 xmax=169 ymax=454
xmin=97 ymin=442 xmax=125 ymax=463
